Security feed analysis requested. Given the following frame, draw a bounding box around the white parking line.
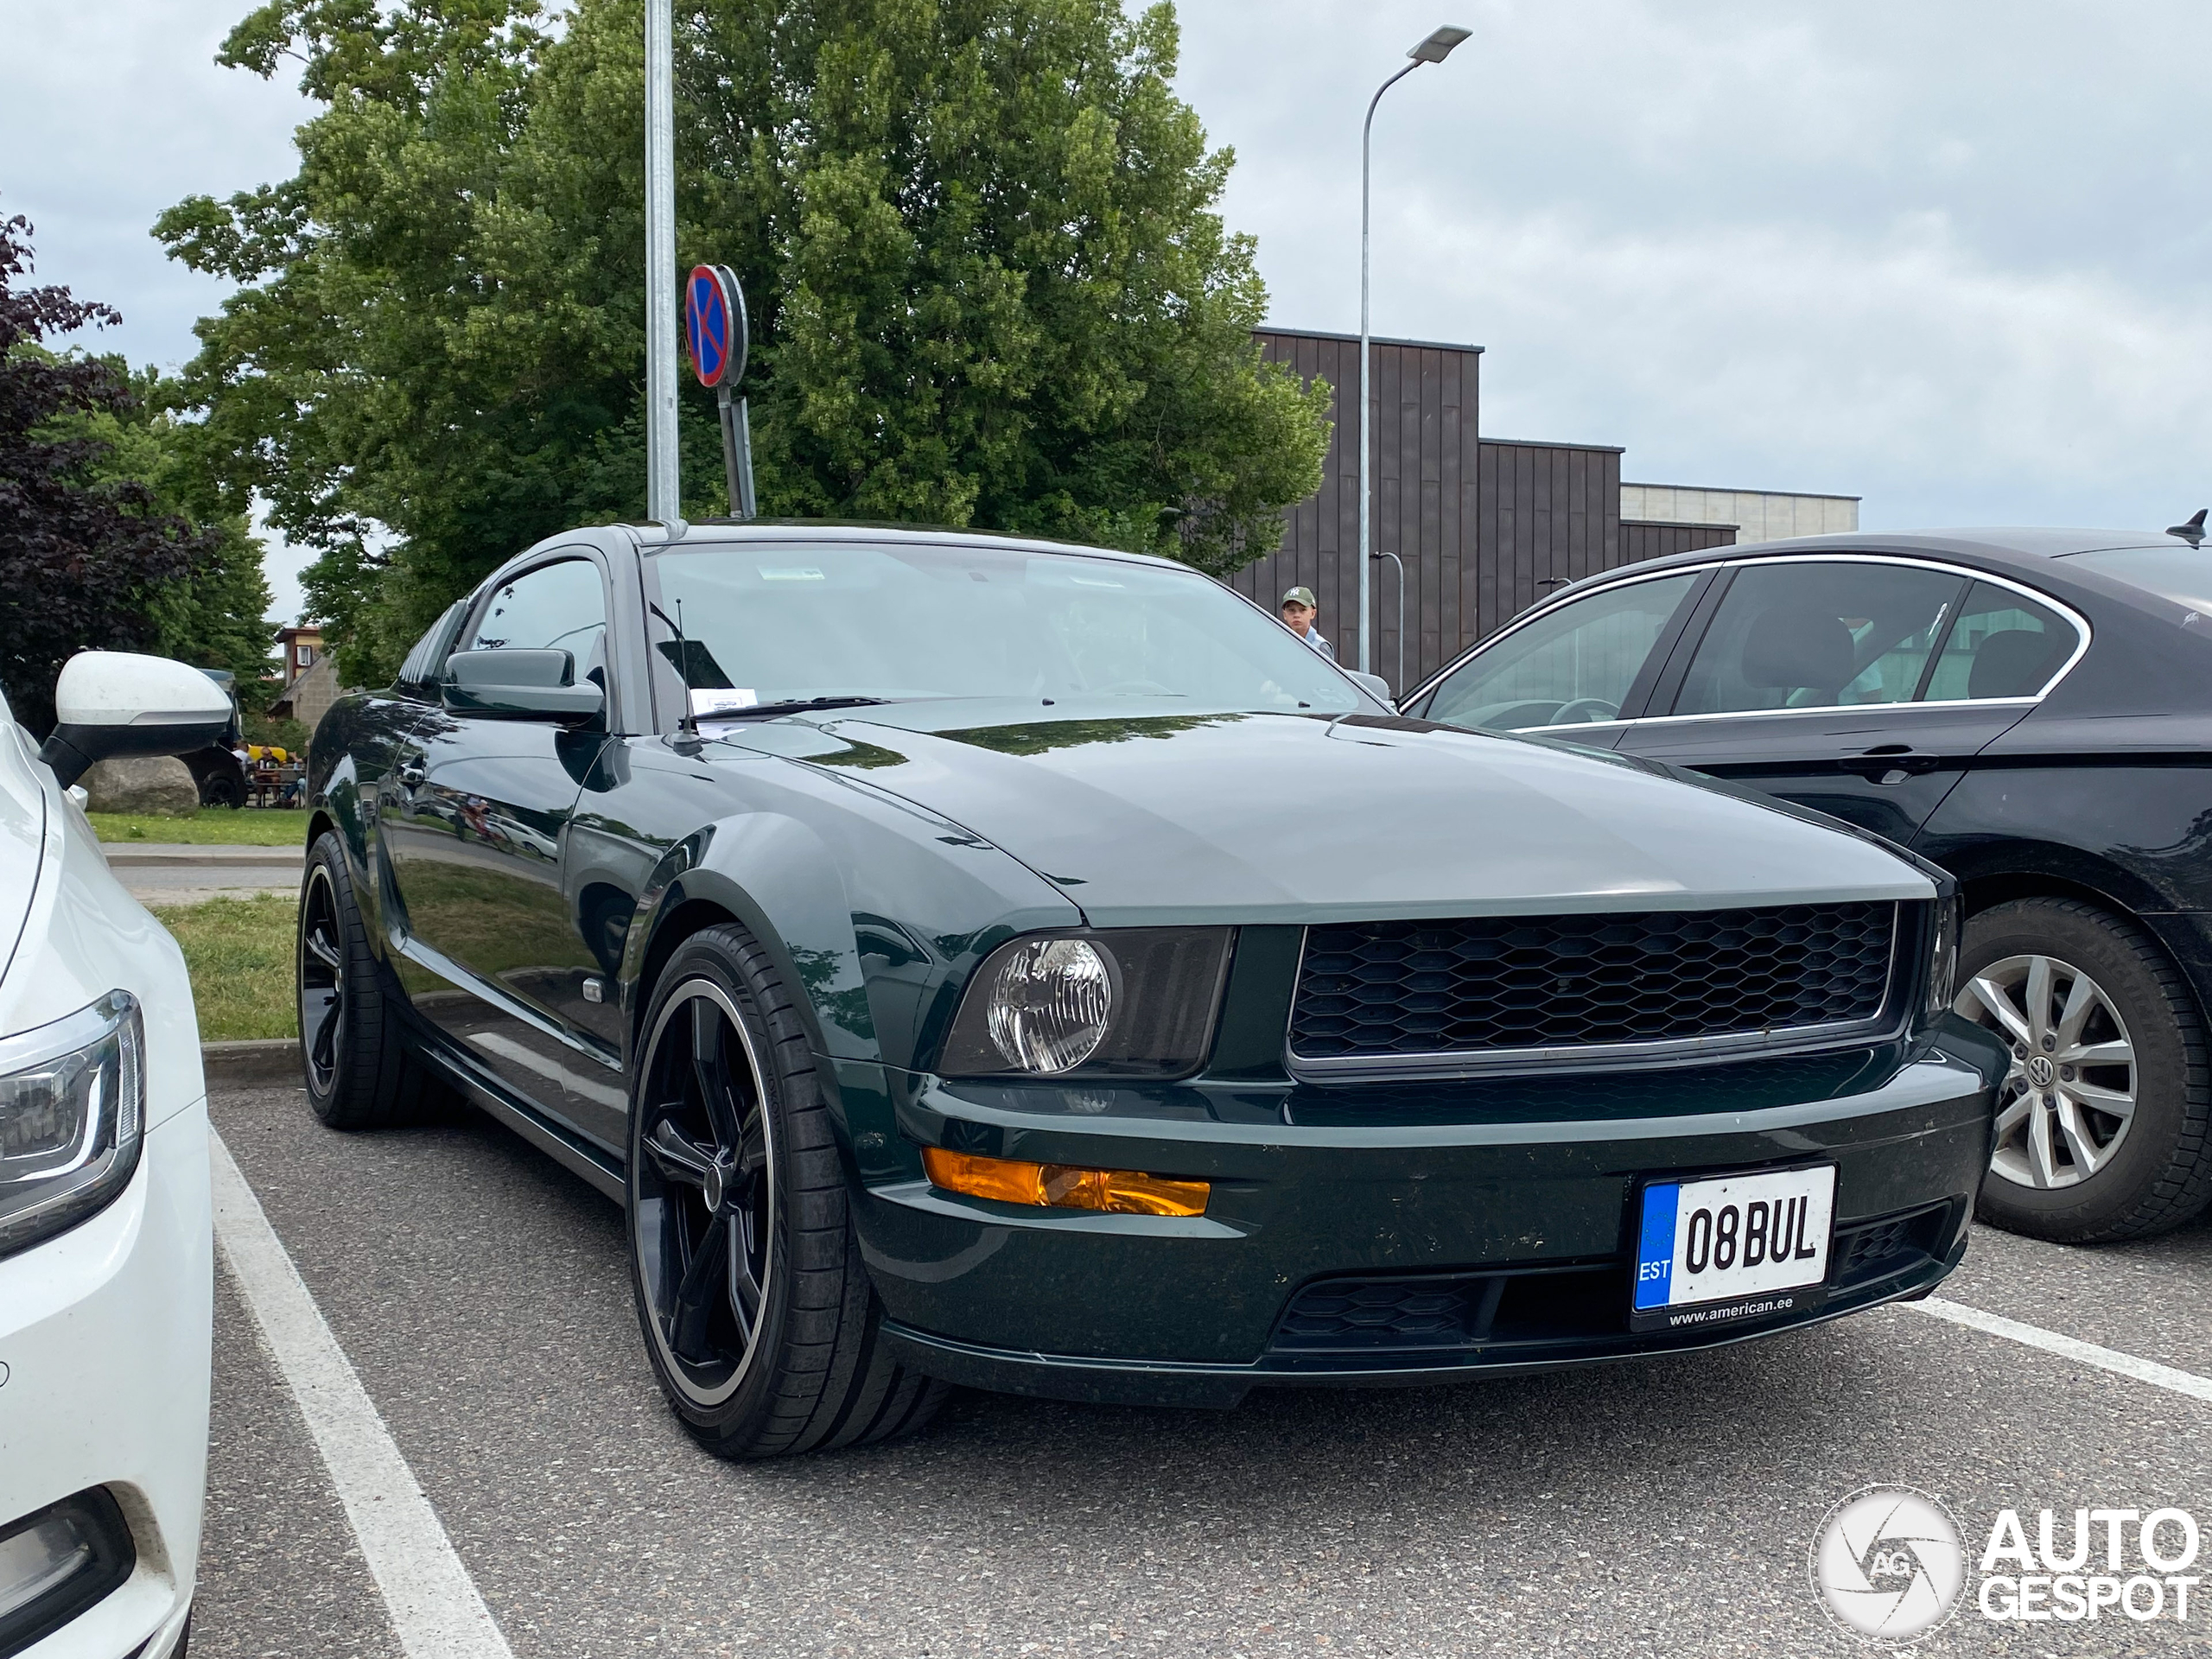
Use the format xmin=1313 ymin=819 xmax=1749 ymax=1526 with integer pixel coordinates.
xmin=1910 ymin=1296 xmax=2212 ymax=1403
xmin=208 ymin=1128 xmax=516 ymax=1659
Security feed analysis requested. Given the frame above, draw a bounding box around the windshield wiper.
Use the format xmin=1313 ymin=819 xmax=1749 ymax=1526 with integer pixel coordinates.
xmin=702 ymin=695 xmax=892 ymax=721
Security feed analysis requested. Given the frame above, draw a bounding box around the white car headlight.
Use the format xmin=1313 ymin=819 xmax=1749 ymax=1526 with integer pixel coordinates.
xmin=938 ymin=930 xmax=1235 ymax=1079
xmin=982 ymin=938 xmax=1116 ymax=1074
xmin=0 ymin=992 xmax=143 ymax=1261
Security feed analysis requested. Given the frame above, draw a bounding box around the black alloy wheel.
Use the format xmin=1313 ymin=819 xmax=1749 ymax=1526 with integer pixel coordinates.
xmin=626 ymin=925 xmax=949 ymax=1459
xmin=299 ymin=861 xmax=347 ymax=1097
xmin=296 ymin=832 xmax=449 ymax=1129
xmin=632 ymin=980 xmax=777 ymax=1406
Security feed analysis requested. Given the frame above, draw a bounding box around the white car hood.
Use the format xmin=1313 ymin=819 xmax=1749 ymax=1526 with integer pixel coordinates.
xmin=0 ymin=709 xmax=204 ymax=1126
xmin=0 ymin=722 xmax=48 ymax=984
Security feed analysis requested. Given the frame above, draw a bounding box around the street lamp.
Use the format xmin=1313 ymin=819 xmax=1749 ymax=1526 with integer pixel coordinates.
xmin=1358 ymin=24 xmax=1469 ymax=675
xmin=644 ymin=0 xmax=679 ymax=524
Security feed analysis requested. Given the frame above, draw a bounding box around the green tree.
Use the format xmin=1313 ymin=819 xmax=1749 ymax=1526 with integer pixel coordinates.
xmin=0 ymin=212 xmax=259 ymax=734
xmin=84 ymin=367 xmax=277 ymax=708
xmin=159 ymin=0 xmax=1331 ymax=684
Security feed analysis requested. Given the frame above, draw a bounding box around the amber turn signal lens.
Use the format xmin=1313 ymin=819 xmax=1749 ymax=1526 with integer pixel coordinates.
xmin=922 ymin=1147 xmax=1209 ymax=1217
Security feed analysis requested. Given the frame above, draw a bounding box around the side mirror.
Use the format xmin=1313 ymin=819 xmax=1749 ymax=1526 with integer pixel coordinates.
xmin=1344 ymin=669 xmax=1396 ymax=709
xmin=442 ymin=649 xmax=605 ymax=723
xmin=37 ymin=652 xmax=235 ymax=788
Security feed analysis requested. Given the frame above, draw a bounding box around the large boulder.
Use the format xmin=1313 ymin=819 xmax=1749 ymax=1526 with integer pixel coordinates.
xmin=81 ymin=755 xmax=199 ymax=817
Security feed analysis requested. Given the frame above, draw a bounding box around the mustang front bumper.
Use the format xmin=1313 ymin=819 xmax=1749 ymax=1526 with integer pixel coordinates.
xmin=850 ymin=1028 xmax=2002 ymax=1408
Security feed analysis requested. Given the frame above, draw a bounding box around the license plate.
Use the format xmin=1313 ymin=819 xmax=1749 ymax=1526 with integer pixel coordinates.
xmin=1630 ymin=1164 xmax=1836 ymax=1333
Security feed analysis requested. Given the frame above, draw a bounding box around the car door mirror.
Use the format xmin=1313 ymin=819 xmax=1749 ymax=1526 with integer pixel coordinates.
xmin=442 ymin=649 xmax=605 ymax=723
xmin=36 ymin=651 xmax=236 ymax=787
xmin=1344 ymin=669 xmax=1395 ymax=709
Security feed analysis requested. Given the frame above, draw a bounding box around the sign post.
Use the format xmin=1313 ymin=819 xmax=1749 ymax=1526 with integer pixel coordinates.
xmin=644 ymin=0 xmax=679 ymax=523
xmin=683 ymin=264 xmax=756 ymax=520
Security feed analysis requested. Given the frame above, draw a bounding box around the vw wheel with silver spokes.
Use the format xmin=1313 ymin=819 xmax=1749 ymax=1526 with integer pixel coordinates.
xmin=625 ymin=925 xmax=949 ymax=1459
xmin=1954 ymin=898 xmax=2212 ymax=1242
xmin=1961 ymin=952 xmax=2135 ymax=1191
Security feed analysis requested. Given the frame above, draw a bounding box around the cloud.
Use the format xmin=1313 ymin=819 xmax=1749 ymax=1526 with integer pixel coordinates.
xmin=5 ymin=0 xmax=308 ymax=619
xmin=2 ymin=0 xmax=308 ymax=373
xmin=1173 ymin=0 xmax=2212 ymax=529
xmin=11 ymin=0 xmax=2212 ymax=558
xmin=1401 ymin=199 xmax=2212 ymax=517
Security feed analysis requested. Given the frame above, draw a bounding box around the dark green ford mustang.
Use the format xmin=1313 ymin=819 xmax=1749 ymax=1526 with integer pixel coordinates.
xmin=300 ymin=522 xmax=2004 ymax=1459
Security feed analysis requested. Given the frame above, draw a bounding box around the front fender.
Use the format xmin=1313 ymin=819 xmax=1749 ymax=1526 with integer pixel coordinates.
xmin=622 ymin=815 xmax=865 ymax=1071
xmin=616 ymin=746 xmax=1084 ymax=1078
xmin=308 ymin=692 xmax=425 ymax=965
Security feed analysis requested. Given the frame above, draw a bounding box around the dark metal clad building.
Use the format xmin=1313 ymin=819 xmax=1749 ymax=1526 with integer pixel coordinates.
xmin=1476 ymin=435 xmax=1624 ymax=655
xmin=1235 ymin=327 xmax=1854 ymax=693
xmin=1238 ymin=332 xmax=1478 ymax=690
xmin=1235 ymin=330 xmax=1484 ymax=691
xmin=1618 ymin=520 xmax=1744 ymax=563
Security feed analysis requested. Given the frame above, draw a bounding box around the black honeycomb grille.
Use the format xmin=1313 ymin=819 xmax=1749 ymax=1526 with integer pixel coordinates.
xmin=1272 ymin=1266 xmax=1624 ymax=1352
xmin=1290 ymin=902 xmax=1897 ymax=1060
xmin=1276 ymin=1281 xmax=1478 ymax=1348
xmin=1831 ymin=1201 xmax=1954 ymax=1290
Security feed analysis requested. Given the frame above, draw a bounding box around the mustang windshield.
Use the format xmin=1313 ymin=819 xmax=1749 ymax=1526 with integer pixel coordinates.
xmin=649 ymin=543 xmax=1365 ymax=715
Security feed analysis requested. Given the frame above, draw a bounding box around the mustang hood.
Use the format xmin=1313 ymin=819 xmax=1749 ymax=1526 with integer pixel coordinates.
xmin=735 ymin=704 xmax=1932 ymax=927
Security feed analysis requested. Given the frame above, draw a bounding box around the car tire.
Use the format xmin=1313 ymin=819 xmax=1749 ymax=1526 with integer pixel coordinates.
xmin=297 ymin=831 xmax=448 ymax=1129
xmin=1955 ymin=897 xmax=2212 ymax=1242
xmin=199 ymin=772 xmax=245 ymax=810
xmin=626 ymin=924 xmax=949 ymax=1459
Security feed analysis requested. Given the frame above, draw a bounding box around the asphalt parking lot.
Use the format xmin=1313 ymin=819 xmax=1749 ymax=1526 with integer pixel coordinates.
xmin=199 ymin=1082 xmax=2212 ymax=1658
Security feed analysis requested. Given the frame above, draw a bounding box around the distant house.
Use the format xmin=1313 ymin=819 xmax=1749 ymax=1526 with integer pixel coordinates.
xmin=269 ymin=625 xmax=344 ymax=731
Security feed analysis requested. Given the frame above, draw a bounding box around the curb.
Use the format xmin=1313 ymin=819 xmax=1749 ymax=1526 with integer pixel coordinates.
xmin=203 ymin=1039 xmax=302 ymax=1089
xmin=103 ymin=847 xmax=306 ymax=868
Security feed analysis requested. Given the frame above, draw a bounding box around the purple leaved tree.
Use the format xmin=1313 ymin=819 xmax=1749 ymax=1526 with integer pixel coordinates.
xmin=0 ymin=210 xmax=215 ymax=736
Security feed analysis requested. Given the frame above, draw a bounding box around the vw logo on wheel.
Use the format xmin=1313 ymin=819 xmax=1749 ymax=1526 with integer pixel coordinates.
xmin=1809 ymin=1485 xmax=1967 ymax=1643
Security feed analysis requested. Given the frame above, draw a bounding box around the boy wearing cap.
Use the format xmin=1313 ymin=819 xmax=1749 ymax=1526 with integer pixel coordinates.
xmin=1280 ymin=587 xmax=1334 ymax=660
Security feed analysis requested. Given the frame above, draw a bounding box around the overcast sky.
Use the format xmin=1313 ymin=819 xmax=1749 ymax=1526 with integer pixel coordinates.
xmin=8 ymin=2 xmax=2212 ymax=621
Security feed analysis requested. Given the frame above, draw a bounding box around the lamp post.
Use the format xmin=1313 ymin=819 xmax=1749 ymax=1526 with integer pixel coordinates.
xmin=644 ymin=0 xmax=680 ymax=524
xmin=1358 ymin=24 xmax=1469 ymax=674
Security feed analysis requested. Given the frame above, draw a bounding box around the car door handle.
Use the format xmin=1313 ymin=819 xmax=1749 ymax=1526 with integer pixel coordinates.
xmin=1837 ymin=746 xmax=1943 ymax=779
xmin=398 ymin=761 xmax=426 ymax=788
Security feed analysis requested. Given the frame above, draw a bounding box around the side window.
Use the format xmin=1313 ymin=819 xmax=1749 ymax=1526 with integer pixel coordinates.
xmin=1422 ymin=573 xmax=1700 ymax=730
xmin=1921 ymin=582 xmax=2079 ymax=702
xmin=1674 ymin=562 xmax=1964 ymax=716
xmin=397 ymin=600 xmax=469 ymax=697
xmin=466 ymin=559 xmax=609 ymax=685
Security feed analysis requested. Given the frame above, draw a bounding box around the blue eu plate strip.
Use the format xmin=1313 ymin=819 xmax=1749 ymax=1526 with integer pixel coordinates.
xmin=1634 ymin=1183 xmax=1679 ymax=1310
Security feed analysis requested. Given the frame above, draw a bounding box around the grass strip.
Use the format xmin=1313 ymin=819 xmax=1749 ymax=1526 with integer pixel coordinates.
xmin=151 ymin=893 xmax=299 ymax=1042
xmin=92 ymin=810 xmax=310 ymax=847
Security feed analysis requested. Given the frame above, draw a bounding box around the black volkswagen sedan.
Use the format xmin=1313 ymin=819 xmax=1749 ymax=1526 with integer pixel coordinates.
xmin=1404 ymin=524 xmax=2212 ymax=1246
xmin=300 ymin=522 xmax=1999 ymax=1458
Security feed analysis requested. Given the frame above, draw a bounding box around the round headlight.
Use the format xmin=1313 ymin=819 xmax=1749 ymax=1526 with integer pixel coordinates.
xmin=983 ymin=938 xmax=1116 ymax=1073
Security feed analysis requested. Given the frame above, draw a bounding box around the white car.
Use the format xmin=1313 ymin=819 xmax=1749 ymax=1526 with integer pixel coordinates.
xmin=0 ymin=653 xmax=232 ymax=1658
